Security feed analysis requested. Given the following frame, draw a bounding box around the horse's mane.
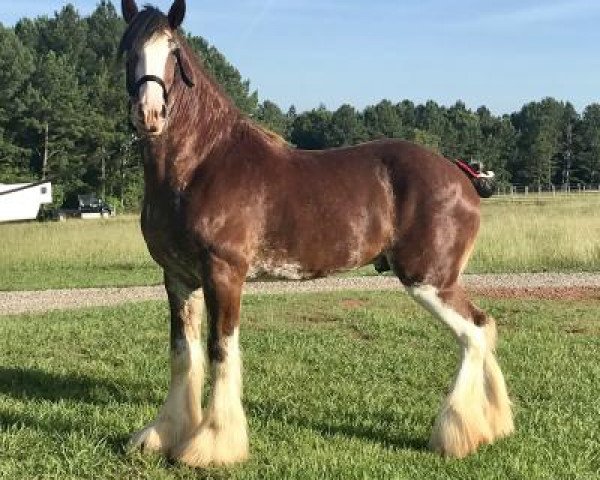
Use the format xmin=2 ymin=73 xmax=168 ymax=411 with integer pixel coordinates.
xmin=248 ymin=122 xmax=289 ymax=147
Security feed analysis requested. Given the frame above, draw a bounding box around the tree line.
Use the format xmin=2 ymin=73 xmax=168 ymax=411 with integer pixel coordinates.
xmin=1 ymin=2 xmax=599 ymax=210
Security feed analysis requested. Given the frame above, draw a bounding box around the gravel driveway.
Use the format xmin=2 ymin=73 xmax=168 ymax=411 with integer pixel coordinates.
xmin=2 ymin=273 xmax=600 ymax=316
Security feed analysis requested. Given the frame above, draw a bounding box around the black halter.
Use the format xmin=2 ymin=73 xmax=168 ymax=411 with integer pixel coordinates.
xmin=130 ymin=74 xmax=169 ymax=103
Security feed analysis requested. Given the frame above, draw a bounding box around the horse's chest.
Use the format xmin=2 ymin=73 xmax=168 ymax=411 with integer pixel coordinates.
xmin=141 ymin=200 xmax=200 ymax=280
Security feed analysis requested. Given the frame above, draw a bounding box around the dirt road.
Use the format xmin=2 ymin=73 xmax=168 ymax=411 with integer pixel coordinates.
xmin=2 ymin=272 xmax=600 ymax=316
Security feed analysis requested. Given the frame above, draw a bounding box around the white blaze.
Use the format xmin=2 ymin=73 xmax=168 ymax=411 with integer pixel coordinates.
xmin=136 ymin=34 xmax=171 ymax=110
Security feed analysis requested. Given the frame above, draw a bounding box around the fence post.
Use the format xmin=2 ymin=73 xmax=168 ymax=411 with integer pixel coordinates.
xmin=525 ymin=186 xmax=529 ymax=195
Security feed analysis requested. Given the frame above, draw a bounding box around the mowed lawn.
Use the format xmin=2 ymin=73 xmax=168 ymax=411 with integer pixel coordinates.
xmin=2 ymin=195 xmax=600 ymax=291
xmin=0 ymin=291 xmax=598 ymax=479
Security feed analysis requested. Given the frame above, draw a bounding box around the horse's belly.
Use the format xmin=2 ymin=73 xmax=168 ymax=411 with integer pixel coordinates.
xmin=246 ymin=255 xmax=314 ymax=281
xmin=248 ymin=219 xmax=389 ymax=281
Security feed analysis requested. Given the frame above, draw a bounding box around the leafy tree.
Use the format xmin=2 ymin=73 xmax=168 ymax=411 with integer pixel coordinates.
xmin=574 ymin=104 xmax=600 ymax=185
xmin=396 ymin=100 xmax=416 ymax=131
xmin=415 ymin=100 xmax=448 ymax=140
xmin=363 ymin=100 xmax=405 ymax=139
xmin=84 ymin=0 xmax=124 ymax=77
xmin=16 ymin=51 xmax=89 ymax=204
xmin=34 ymin=5 xmax=89 ymax=71
xmin=256 ymin=100 xmax=290 ymax=136
xmin=289 ymin=106 xmax=333 ymax=149
xmin=326 ymin=104 xmax=367 ymax=147
xmin=512 ymin=98 xmax=574 ymax=187
xmin=0 ymin=25 xmax=34 ymax=181
xmin=410 ymin=129 xmax=441 ymax=152
xmin=444 ymin=101 xmax=482 ymax=160
xmin=476 ymin=108 xmax=516 ymax=184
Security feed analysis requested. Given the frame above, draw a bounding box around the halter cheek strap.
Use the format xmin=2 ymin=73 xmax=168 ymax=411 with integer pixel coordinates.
xmin=173 ymin=48 xmax=195 ymax=87
xmin=131 ymin=75 xmax=169 ymax=103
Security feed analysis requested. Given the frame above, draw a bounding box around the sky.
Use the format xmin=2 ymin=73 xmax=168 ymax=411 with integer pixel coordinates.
xmin=2 ymin=0 xmax=600 ymax=114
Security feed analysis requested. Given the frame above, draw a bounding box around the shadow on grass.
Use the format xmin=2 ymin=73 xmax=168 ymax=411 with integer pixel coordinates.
xmin=0 ymin=366 xmax=163 ymax=455
xmin=0 ymin=367 xmax=429 ymax=456
xmin=0 ymin=366 xmax=160 ymax=405
xmin=0 ymin=406 xmax=135 ymax=457
xmin=246 ymin=400 xmax=428 ymax=452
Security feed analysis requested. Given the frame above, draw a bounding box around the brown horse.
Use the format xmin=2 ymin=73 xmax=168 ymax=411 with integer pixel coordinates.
xmin=119 ymin=0 xmax=513 ymax=467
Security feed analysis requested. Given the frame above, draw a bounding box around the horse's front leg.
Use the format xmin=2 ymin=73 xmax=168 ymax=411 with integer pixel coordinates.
xmin=173 ymin=254 xmax=249 ymax=467
xmin=129 ymin=273 xmax=204 ymax=455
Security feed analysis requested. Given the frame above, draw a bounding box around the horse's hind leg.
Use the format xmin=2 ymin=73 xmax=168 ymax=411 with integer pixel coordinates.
xmin=481 ymin=316 xmax=514 ymax=441
xmin=129 ymin=273 xmax=204 ymax=455
xmin=173 ymin=254 xmax=248 ymax=467
xmin=407 ymin=283 xmax=513 ymax=458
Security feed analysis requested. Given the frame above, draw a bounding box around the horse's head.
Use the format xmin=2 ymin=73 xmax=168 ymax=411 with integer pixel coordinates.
xmin=119 ymin=0 xmax=195 ymax=138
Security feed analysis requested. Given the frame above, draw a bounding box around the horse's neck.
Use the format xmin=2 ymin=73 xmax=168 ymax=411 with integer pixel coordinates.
xmin=143 ymin=72 xmax=241 ymax=192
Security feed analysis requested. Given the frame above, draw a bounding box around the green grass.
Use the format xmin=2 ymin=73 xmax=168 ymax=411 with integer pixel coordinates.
xmin=1 ymin=195 xmax=600 ymax=290
xmin=0 ymin=215 xmax=162 ymax=290
xmin=0 ymin=291 xmax=598 ymax=479
xmin=473 ymin=195 xmax=600 ymax=273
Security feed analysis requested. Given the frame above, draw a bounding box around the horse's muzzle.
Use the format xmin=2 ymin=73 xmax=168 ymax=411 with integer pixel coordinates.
xmin=131 ymin=101 xmax=167 ymax=137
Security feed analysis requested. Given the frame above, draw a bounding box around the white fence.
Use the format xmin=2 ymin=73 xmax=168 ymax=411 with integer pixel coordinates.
xmin=494 ymin=184 xmax=600 ymax=197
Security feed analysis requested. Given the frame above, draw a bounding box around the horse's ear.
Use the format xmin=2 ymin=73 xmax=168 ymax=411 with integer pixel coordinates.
xmin=168 ymin=0 xmax=186 ymax=29
xmin=121 ymin=0 xmax=138 ymax=24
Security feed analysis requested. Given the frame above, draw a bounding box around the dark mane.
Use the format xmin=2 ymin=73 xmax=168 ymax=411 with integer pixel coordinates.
xmin=118 ymin=6 xmax=170 ymax=56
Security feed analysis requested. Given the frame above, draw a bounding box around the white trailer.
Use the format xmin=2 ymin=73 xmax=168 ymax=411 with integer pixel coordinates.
xmin=0 ymin=182 xmax=53 ymax=223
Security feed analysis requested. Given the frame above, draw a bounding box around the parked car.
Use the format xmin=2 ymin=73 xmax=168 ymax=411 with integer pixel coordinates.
xmin=77 ymin=194 xmax=114 ymax=216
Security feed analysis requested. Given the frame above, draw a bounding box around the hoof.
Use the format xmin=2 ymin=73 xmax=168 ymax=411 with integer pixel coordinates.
xmin=128 ymin=422 xmax=170 ymax=455
xmin=484 ymin=353 xmax=515 ymax=440
xmin=172 ymin=421 xmax=249 ymax=467
xmin=429 ymin=404 xmax=492 ymax=458
xmin=128 ymin=416 xmax=199 ymax=456
xmin=486 ymin=403 xmax=515 ymax=440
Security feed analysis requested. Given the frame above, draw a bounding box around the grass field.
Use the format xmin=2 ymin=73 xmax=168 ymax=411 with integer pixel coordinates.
xmin=1 ymin=195 xmax=599 ymax=291
xmin=0 ymin=291 xmax=598 ymax=479
xmin=0 ymin=216 xmax=162 ymax=291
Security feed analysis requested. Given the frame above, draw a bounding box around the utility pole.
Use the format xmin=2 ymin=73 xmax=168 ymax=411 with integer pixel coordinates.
xmin=562 ymin=123 xmax=573 ymax=188
xmin=101 ymin=146 xmax=106 ymax=201
xmin=42 ymin=122 xmax=49 ymax=180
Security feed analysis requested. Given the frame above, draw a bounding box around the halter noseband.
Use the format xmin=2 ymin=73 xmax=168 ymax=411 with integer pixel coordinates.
xmin=131 ymin=74 xmax=169 ymax=103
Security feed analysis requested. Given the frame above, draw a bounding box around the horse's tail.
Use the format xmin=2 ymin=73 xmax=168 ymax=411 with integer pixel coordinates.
xmin=453 ymin=160 xmax=496 ymax=198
